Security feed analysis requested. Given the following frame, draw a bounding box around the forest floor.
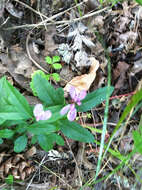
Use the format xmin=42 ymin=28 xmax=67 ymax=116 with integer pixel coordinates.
xmin=0 ymin=0 xmax=142 ymax=190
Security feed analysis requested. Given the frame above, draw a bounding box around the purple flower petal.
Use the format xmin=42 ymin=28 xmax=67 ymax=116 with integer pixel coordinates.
xmin=60 ymin=104 xmax=70 ymax=115
xmin=76 ymin=101 xmax=81 ymax=106
xmin=77 ymin=90 xmax=87 ymax=101
xmin=69 ymin=86 xmax=76 ymax=100
xmin=70 ymin=103 xmax=75 ymax=111
xmin=67 ymin=107 xmax=77 ymax=121
xmin=33 ymin=104 xmax=43 ymax=117
xmin=40 ymin=110 xmax=52 ymax=120
xmin=36 ymin=112 xmax=44 ymax=121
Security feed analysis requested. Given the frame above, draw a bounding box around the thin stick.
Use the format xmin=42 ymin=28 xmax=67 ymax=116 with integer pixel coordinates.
xmin=4 ymin=7 xmax=109 ymax=30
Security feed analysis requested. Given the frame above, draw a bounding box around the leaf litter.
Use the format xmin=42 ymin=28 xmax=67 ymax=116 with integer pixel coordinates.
xmin=0 ymin=0 xmax=142 ymax=189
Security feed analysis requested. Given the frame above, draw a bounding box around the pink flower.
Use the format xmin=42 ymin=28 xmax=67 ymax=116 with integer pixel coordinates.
xmin=33 ymin=104 xmax=52 ymax=121
xmin=60 ymin=86 xmax=86 ymax=121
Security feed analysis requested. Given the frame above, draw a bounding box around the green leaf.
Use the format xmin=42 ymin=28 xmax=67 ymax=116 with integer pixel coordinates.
xmin=32 ymin=72 xmax=65 ymax=106
xmin=5 ymin=175 xmax=14 ymax=185
xmin=50 ymin=133 xmax=64 ymax=146
xmin=52 ymin=56 xmax=60 ymax=63
xmin=139 ymin=115 xmax=142 ymax=134
xmin=51 ymin=73 xmax=60 ymax=82
xmin=59 ymin=120 xmax=94 ymax=143
xmin=47 ymin=105 xmax=65 ymax=122
xmin=0 ymin=129 xmax=14 ymax=138
xmin=14 ymin=135 xmax=27 ymax=153
xmin=135 ymin=0 xmax=142 ymax=5
xmin=30 ymin=70 xmax=49 ymax=96
xmin=133 ymin=130 xmax=142 ymax=154
xmin=15 ymin=123 xmax=28 ymax=134
xmin=38 ymin=134 xmax=53 ymax=152
xmin=46 ymin=74 xmax=50 ymax=80
xmin=52 ymin=63 xmax=62 ymax=70
xmin=0 ymin=138 xmax=3 ymax=144
xmin=0 ymin=119 xmax=5 ymax=125
xmin=31 ymin=135 xmax=38 ymax=144
xmin=0 ymin=77 xmax=32 ymax=119
xmin=28 ymin=121 xmax=59 ymax=135
xmin=0 ymin=105 xmax=30 ymax=120
xmin=45 ymin=56 xmax=52 ymax=64
xmin=53 ymin=88 xmax=65 ymax=107
xmin=1 ymin=120 xmax=25 ymax=127
xmin=77 ymin=86 xmax=114 ymax=112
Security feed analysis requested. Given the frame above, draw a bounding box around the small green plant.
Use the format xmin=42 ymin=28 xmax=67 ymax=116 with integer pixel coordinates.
xmin=0 ymin=71 xmax=114 ymax=153
xmin=45 ymin=55 xmax=61 ymax=82
xmin=5 ymin=175 xmax=14 ymax=185
xmin=45 ymin=55 xmax=62 ymax=70
xmin=135 ymin=0 xmax=142 ymax=5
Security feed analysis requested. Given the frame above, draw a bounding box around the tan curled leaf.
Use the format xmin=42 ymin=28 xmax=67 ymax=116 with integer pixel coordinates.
xmin=24 ymin=146 xmax=36 ymax=158
xmin=64 ymin=57 xmax=99 ymax=93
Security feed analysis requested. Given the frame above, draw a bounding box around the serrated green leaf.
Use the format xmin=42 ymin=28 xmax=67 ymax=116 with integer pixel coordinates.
xmin=14 ymin=135 xmax=27 ymax=153
xmin=60 ymin=120 xmax=94 ymax=143
xmin=135 ymin=0 xmax=142 ymax=5
xmin=32 ymin=73 xmax=65 ymax=106
xmin=51 ymin=73 xmax=60 ymax=82
xmin=52 ymin=56 xmax=60 ymax=63
xmin=77 ymin=86 xmax=114 ymax=112
xmin=38 ymin=134 xmax=53 ymax=152
xmin=0 ymin=129 xmax=14 ymax=138
xmin=45 ymin=56 xmax=52 ymax=64
xmin=28 ymin=121 xmax=59 ymax=135
xmin=53 ymin=63 xmax=62 ymax=70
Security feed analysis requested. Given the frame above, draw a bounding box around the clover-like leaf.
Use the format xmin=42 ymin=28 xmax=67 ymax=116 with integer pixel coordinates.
xmin=53 ymin=56 xmax=60 ymax=63
xmin=45 ymin=56 xmax=52 ymax=64
xmin=51 ymin=73 xmax=60 ymax=82
xmin=53 ymin=63 xmax=62 ymax=70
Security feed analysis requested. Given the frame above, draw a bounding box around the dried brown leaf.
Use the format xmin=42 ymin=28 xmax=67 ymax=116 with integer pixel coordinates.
xmin=12 ymin=168 xmax=20 ymax=179
xmin=5 ymin=158 xmax=12 ymax=174
xmin=0 ymin=152 xmax=5 ymax=164
xmin=12 ymin=154 xmax=24 ymax=165
xmin=0 ymin=165 xmax=4 ymax=179
xmin=25 ymin=146 xmax=36 ymax=158
xmin=19 ymin=161 xmax=28 ymax=173
xmin=64 ymin=57 xmax=99 ymax=93
xmin=20 ymin=171 xmax=26 ymax=180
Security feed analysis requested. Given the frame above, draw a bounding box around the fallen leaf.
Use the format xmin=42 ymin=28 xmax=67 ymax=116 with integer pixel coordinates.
xmin=58 ymin=43 xmax=72 ymax=64
xmin=5 ymin=2 xmax=23 ymax=18
xmin=64 ymin=57 xmax=99 ymax=93
xmin=131 ymin=58 xmax=142 ymax=75
xmin=113 ymin=61 xmax=129 ymax=90
xmin=24 ymin=146 xmax=36 ymax=158
xmin=75 ymin=50 xmax=91 ymax=67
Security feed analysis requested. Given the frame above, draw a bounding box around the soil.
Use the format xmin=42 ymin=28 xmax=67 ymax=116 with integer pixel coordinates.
xmin=0 ymin=0 xmax=142 ymax=190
